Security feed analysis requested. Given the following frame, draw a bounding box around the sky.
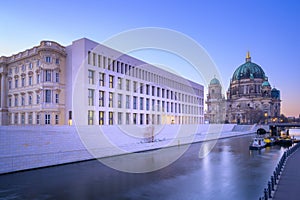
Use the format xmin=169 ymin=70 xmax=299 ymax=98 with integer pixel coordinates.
xmin=1 ymin=0 xmax=300 ymax=117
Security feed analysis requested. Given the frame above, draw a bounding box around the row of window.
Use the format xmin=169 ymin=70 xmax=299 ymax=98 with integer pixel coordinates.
xmin=88 ymin=110 xmax=203 ymax=125
xmin=87 ymin=51 xmax=203 ymax=96
xmin=8 ymin=113 xmax=59 ymax=125
xmin=8 ymin=70 xmax=60 ymax=90
xmin=8 ymin=57 xmax=60 ymax=75
xmin=8 ymin=90 xmax=59 ymax=107
xmin=88 ymin=89 xmax=203 ymax=115
xmin=88 ymin=71 xmax=204 ymax=105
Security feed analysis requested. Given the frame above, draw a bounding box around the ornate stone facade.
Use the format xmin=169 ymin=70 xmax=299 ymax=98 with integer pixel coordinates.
xmin=0 ymin=41 xmax=66 ymax=125
xmin=206 ymin=52 xmax=281 ymax=124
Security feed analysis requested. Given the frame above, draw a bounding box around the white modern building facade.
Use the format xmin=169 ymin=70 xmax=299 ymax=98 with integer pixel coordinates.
xmin=0 ymin=38 xmax=204 ymax=126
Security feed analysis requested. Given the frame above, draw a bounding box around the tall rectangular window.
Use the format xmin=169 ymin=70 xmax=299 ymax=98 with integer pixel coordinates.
xmin=55 ymin=58 xmax=60 ymax=65
xmin=152 ymin=99 xmax=155 ymax=111
xmin=55 ymin=93 xmax=59 ymax=104
xmin=126 ymin=113 xmax=130 ymax=124
xmin=146 ymin=84 xmax=150 ymax=95
xmin=28 ymin=95 xmax=32 ymax=105
xmin=37 ymin=74 xmax=40 ymax=84
xmin=36 ymin=94 xmax=40 ymax=104
xmin=146 ymin=98 xmax=150 ymax=111
xmin=88 ymin=89 xmax=94 ymax=106
xmin=140 ymin=97 xmax=144 ymax=110
xmin=109 ymin=92 xmax=113 ymax=108
xmin=14 ymin=96 xmax=18 ymax=106
xmin=21 ymin=77 xmax=25 ymax=87
xmin=126 ymin=95 xmax=130 ymax=109
xmin=167 ymin=102 xmax=169 ymax=112
xmin=45 ymin=90 xmax=51 ymax=103
xmin=21 ymin=96 xmax=25 ymax=106
xmin=140 ymin=114 xmax=144 ymax=125
xmin=109 ymin=75 xmax=114 ymax=88
xmin=133 ymin=96 xmax=137 ymax=109
xmin=157 ymin=100 xmax=160 ymax=111
xmin=140 ymin=83 xmax=143 ymax=94
xmin=152 ymin=86 xmax=155 ymax=96
xmin=109 ymin=112 xmax=114 ymax=125
xmin=45 ymin=56 xmax=51 ymax=63
xmin=15 ymin=78 xmax=18 ymax=88
xmin=8 ymin=80 xmax=12 ymax=89
xmin=88 ymin=70 xmax=94 ymax=84
xmin=126 ymin=79 xmax=130 ymax=91
xmin=36 ymin=114 xmax=40 ymax=124
xmin=133 ymin=113 xmax=137 ymax=124
xmin=8 ymin=98 xmax=12 ymax=107
xmin=55 ymin=73 xmax=59 ymax=83
xmin=157 ymin=87 xmax=160 ymax=97
xmin=45 ymin=114 xmax=51 ymax=125
xmin=99 ymin=111 xmax=104 ymax=125
xmin=99 ymin=72 xmax=105 ymax=86
xmin=162 ymin=101 xmax=165 ymax=112
xmin=29 ymin=76 xmax=32 ymax=86
xmin=118 ymin=112 xmax=122 ymax=125
xmin=88 ymin=51 xmax=91 ymax=65
xmin=28 ymin=113 xmax=33 ymax=125
xmin=133 ymin=81 xmax=137 ymax=92
xmin=21 ymin=113 xmax=25 ymax=124
xmin=162 ymin=89 xmax=165 ymax=98
xmin=118 ymin=94 xmax=122 ymax=108
xmin=55 ymin=115 xmax=59 ymax=125
xmin=88 ymin=110 xmax=94 ymax=125
xmin=99 ymin=90 xmax=105 ymax=107
xmin=14 ymin=113 xmax=18 ymax=124
xmin=118 ymin=77 xmax=122 ymax=90
xmin=45 ymin=70 xmax=51 ymax=82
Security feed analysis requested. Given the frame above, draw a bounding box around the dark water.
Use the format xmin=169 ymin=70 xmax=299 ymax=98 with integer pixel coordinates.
xmin=0 ymin=134 xmax=286 ymax=200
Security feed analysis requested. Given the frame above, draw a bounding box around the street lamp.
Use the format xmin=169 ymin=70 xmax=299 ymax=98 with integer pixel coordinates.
xmin=264 ymin=112 xmax=268 ymax=124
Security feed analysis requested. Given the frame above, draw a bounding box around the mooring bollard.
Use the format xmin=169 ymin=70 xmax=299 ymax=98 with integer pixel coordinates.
xmin=264 ymin=188 xmax=268 ymax=200
xmin=268 ymin=182 xmax=272 ymax=198
xmin=271 ymin=176 xmax=274 ymax=190
xmin=273 ymin=171 xmax=277 ymax=183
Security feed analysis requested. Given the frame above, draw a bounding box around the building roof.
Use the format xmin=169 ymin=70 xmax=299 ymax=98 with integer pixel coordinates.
xmin=232 ymin=53 xmax=265 ymax=81
xmin=262 ymin=80 xmax=271 ymax=87
xmin=210 ymin=77 xmax=220 ymax=85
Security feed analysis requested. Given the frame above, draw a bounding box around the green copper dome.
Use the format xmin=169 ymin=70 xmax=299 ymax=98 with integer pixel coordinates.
xmin=262 ymin=80 xmax=271 ymax=87
xmin=232 ymin=54 xmax=265 ymax=81
xmin=210 ymin=77 xmax=220 ymax=85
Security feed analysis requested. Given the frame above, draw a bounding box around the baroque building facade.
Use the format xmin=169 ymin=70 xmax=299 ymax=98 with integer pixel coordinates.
xmin=0 ymin=38 xmax=204 ymax=126
xmin=0 ymin=41 xmax=66 ymax=125
xmin=206 ymin=52 xmax=281 ymax=124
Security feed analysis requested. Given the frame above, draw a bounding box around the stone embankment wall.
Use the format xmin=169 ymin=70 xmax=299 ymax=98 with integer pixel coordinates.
xmin=0 ymin=124 xmax=255 ymax=174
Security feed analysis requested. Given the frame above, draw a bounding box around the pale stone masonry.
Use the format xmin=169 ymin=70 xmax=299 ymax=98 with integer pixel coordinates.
xmin=0 ymin=38 xmax=204 ymax=126
xmin=0 ymin=41 xmax=66 ymax=125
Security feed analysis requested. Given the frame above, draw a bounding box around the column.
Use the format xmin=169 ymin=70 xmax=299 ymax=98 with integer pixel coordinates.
xmin=0 ymin=73 xmax=5 ymax=108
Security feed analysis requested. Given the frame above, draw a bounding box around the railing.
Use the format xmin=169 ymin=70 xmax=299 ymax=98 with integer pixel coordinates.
xmin=258 ymin=142 xmax=300 ymax=200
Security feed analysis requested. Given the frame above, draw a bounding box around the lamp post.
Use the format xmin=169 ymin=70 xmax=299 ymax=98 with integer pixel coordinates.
xmin=264 ymin=112 xmax=268 ymax=124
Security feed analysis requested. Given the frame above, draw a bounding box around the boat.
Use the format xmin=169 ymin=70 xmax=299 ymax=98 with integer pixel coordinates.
xmin=275 ymin=129 xmax=293 ymax=147
xmin=264 ymin=137 xmax=276 ymax=146
xmin=249 ymin=137 xmax=267 ymax=150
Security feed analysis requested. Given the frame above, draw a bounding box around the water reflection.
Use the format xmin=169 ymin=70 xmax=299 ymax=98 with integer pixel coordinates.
xmin=0 ymin=134 xmax=290 ymax=200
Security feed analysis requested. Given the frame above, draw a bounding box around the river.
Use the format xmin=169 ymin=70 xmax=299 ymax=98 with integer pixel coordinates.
xmin=0 ymin=133 xmax=295 ymax=200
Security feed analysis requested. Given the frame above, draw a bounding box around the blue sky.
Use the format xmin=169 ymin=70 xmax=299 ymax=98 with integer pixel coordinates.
xmin=1 ymin=0 xmax=300 ymax=116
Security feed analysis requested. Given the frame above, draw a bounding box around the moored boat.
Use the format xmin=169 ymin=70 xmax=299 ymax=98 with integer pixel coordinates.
xmin=249 ymin=137 xmax=267 ymax=150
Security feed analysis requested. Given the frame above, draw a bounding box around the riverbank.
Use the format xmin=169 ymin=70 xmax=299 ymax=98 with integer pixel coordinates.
xmin=0 ymin=124 xmax=265 ymax=174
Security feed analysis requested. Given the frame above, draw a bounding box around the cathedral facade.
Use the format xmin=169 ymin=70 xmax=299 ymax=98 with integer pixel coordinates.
xmin=206 ymin=52 xmax=281 ymax=124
